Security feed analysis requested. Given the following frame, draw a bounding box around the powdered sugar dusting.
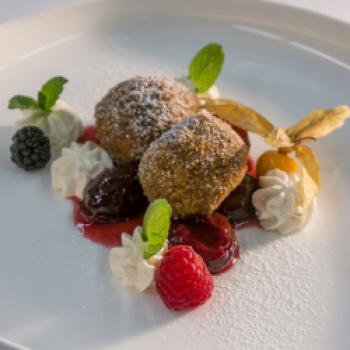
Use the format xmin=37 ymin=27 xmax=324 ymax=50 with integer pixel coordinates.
xmin=139 ymin=110 xmax=248 ymax=216
xmin=49 ymin=47 xmax=334 ymax=350
xmin=95 ymin=75 xmax=197 ymax=162
xmin=174 ymin=224 xmax=332 ymax=350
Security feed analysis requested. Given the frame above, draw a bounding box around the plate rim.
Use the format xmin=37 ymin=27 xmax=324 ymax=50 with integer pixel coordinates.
xmin=1 ymin=0 xmax=350 ymax=67
xmin=1 ymin=1 xmax=350 ymax=349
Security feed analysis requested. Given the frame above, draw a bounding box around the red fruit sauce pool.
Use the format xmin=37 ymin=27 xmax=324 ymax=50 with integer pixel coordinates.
xmin=169 ymin=212 xmax=240 ymax=274
xmin=247 ymin=156 xmax=256 ymax=177
xmin=71 ymin=126 xmax=258 ymax=273
xmin=72 ymin=197 xmax=143 ymax=247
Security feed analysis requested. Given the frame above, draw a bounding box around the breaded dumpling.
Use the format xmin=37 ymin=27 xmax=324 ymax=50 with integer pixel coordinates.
xmin=95 ymin=76 xmax=197 ymax=163
xmin=139 ymin=110 xmax=248 ymax=216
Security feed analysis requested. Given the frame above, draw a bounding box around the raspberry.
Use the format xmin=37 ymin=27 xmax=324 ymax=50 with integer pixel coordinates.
xmin=155 ymin=246 xmax=213 ymax=310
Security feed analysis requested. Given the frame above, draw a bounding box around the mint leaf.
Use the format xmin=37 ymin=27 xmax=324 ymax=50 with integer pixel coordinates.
xmin=37 ymin=76 xmax=68 ymax=112
xmin=189 ymin=43 xmax=224 ymax=93
xmin=143 ymin=199 xmax=172 ymax=259
xmin=37 ymin=91 xmax=47 ymax=112
xmin=8 ymin=95 xmax=38 ymax=110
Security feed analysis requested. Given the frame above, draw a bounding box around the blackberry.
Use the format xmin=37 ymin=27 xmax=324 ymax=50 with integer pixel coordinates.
xmin=10 ymin=126 xmax=51 ymax=171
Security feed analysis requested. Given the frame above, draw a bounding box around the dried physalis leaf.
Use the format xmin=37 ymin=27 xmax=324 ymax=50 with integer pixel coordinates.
xmin=296 ymin=165 xmax=319 ymax=210
xmin=287 ymin=105 xmax=350 ymax=142
xmin=200 ymin=98 xmax=273 ymax=136
xmin=295 ymin=144 xmax=320 ymax=188
xmin=286 ymin=109 xmax=325 ymax=140
xmin=264 ymin=127 xmax=294 ymax=148
xmin=201 ymin=98 xmax=348 ymax=207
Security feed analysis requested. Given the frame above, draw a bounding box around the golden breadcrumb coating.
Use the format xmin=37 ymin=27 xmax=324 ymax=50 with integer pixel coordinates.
xmin=95 ymin=75 xmax=198 ymax=163
xmin=139 ymin=110 xmax=248 ymax=216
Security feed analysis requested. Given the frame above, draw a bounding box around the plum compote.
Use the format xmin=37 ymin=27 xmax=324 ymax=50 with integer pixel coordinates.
xmin=80 ymin=164 xmax=148 ymax=224
xmin=218 ymin=174 xmax=258 ymax=226
xmin=169 ymin=212 xmax=239 ymax=274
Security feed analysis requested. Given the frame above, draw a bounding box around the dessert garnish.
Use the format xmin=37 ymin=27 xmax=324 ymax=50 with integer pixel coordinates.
xmin=255 ymin=150 xmax=298 ymax=177
xmin=80 ymin=165 xmax=148 ymax=224
xmin=156 ymin=245 xmax=213 ymax=310
xmin=109 ymin=226 xmax=164 ymax=292
xmin=201 ymin=97 xmax=350 ymax=233
xmin=9 ymin=76 xmax=68 ymax=114
xmin=51 ymin=141 xmax=113 ymax=199
xmin=189 ymin=43 xmax=224 ymax=94
xmin=169 ymin=212 xmax=239 ymax=274
xmin=139 ymin=110 xmax=248 ymax=216
xmin=142 ymin=199 xmax=172 ymax=259
xmin=177 ymin=42 xmax=224 ymax=98
xmin=9 ymin=76 xmax=83 ymax=156
xmin=252 ymin=169 xmax=313 ymax=234
xmin=10 ymin=126 xmax=51 ymax=171
xmin=109 ymin=199 xmax=171 ymax=292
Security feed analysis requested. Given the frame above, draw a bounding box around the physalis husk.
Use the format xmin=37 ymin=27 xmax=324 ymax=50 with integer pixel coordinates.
xmin=200 ymin=97 xmax=350 ymax=206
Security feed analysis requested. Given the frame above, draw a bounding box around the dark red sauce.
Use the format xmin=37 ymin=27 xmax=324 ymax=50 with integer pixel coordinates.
xmin=218 ymin=173 xmax=258 ymax=226
xmin=71 ymin=128 xmax=258 ymax=274
xmin=80 ymin=166 xmax=148 ymax=224
xmin=72 ymin=197 xmax=143 ymax=247
xmin=247 ymin=156 xmax=256 ymax=177
xmin=236 ymin=219 xmax=260 ymax=230
xmin=169 ymin=212 xmax=239 ymax=274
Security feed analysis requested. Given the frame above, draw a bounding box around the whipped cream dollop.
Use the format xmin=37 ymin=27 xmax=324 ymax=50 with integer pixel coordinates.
xmin=252 ymin=169 xmax=313 ymax=235
xmin=51 ymin=141 xmax=113 ymax=199
xmin=176 ymin=76 xmax=220 ymax=99
xmin=109 ymin=227 xmax=166 ymax=292
xmin=18 ymin=100 xmax=83 ymax=156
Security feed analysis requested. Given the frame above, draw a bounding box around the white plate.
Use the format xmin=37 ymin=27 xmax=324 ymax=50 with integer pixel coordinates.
xmin=1 ymin=1 xmax=350 ymax=349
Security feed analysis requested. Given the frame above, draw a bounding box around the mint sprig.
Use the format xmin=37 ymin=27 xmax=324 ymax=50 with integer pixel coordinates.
xmin=8 ymin=76 xmax=68 ymax=114
xmin=189 ymin=43 xmax=224 ymax=94
xmin=142 ymin=199 xmax=172 ymax=259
